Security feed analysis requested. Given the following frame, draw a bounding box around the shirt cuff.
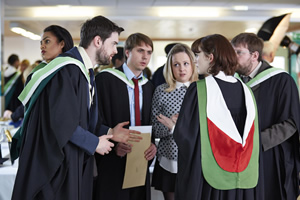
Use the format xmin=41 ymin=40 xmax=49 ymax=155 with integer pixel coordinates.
xmin=169 ymin=124 xmax=175 ymax=134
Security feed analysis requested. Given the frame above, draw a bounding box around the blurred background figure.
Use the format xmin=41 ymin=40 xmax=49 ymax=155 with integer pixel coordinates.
xmin=3 ymin=54 xmax=20 ymax=84
xmin=112 ymin=47 xmax=125 ymax=68
xmin=19 ymin=59 xmax=30 ymax=83
xmin=143 ymin=66 xmax=152 ymax=79
xmin=3 ymin=56 xmax=23 ymax=113
xmin=23 ymin=60 xmax=42 ymax=81
xmin=262 ymin=41 xmax=275 ymax=63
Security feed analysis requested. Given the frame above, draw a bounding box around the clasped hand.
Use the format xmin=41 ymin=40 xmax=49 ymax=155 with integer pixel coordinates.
xmin=97 ymin=121 xmax=143 ymax=155
xmin=157 ymin=113 xmax=179 ymax=130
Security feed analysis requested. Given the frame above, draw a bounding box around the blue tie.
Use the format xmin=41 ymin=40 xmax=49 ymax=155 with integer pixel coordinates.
xmin=242 ymin=76 xmax=251 ymax=83
xmin=89 ymin=68 xmax=94 ymax=93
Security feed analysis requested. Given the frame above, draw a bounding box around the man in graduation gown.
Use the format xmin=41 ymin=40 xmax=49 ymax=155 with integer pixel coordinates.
xmin=3 ymin=54 xmax=23 ymax=112
xmin=11 ymin=16 xmax=138 ymax=200
xmin=94 ymin=33 xmax=157 ymax=200
xmin=3 ymin=54 xmax=20 ymax=84
xmin=231 ymin=32 xmax=300 ymax=200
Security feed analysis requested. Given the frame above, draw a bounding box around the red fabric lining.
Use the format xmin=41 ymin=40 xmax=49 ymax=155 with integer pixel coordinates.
xmin=207 ymin=118 xmax=254 ymax=172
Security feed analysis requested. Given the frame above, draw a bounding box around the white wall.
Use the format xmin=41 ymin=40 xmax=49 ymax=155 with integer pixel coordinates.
xmin=3 ymin=36 xmax=194 ymax=74
xmin=3 ymin=36 xmax=41 ymax=66
xmin=149 ymin=41 xmax=193 ymax=74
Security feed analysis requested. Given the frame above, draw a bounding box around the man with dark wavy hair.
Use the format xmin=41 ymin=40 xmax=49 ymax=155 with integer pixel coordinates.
xmin=12 ymin=16 xmax=140 ymax=200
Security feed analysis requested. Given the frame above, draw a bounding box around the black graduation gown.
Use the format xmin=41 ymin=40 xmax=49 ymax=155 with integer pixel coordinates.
xmin=94 ymin=66 xmax=154 ymax=200
xmin=173 ymin=80 xmax=265 ymax=200
xmin=5 ymin=74 xmax=23 ymax=112
xmin=151 ymin=65 xmax=166 ymax=88
xmin=251 ymin=61 xmax=300 ymax=200
xmin=12 ymin=47 xmax=96 ymax=200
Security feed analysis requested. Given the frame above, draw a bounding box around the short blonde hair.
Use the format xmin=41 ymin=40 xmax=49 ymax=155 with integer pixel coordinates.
xmin=21 ymin=59 xmax=30 ymax=67
xmin=163 ymin=43 xmax=198 ymax=92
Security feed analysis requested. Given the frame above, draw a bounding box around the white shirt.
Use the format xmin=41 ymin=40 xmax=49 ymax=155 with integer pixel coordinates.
xmin=78 ymin=46 xmax=95 ymax=106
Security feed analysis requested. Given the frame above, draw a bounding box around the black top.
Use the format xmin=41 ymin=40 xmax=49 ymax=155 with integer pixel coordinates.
xmin=5 ymin=75 xmax=24 ymax=112
xmin=151 ymin=65 xmax=166 ymax=88
xmin=214 ymin=77 xmax=246 ymax=137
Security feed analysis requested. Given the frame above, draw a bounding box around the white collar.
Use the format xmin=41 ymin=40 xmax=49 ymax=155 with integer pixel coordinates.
xmin=4 ymin=65 xmax=17 ymax=77
xmin=214 ymin=71 xmax=237 ymax=83
xmin=175 ymin=81 xmax=190 ymax=89
xmin=248 ymin=61 xmax=262 ymax=79
xmin=78 ymin=46 xmax=94 ymax=71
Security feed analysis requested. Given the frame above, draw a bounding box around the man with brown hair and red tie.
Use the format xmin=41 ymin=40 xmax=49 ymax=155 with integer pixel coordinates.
xmin=94 ymin=33 xmax=157 ymax=200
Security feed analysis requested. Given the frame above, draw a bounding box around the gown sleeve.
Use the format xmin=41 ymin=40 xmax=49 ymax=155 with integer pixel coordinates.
xmin=173 ymin=82 xmax=204 ymax=200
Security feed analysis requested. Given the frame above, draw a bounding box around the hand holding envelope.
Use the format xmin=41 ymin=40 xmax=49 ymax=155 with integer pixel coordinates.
xmin=122 ymin=126 xmax=152 ymax=189
xmin=115 ymin=143 xmax=132 ymax=157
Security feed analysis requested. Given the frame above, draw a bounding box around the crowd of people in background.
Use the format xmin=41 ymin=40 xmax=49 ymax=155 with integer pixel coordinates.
xmin=1 ymin=15 xmax=299 ymax=200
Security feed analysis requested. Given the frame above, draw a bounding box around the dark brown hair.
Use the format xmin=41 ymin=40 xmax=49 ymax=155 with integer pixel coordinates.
xmin=192 ymin=34 xmax=238 ymax=76
xmin=44 ymin=25 xmax=74 ymax=53
xmin=231 ymin=32 xmax=264 ymax=62
xmin=79 ymin=15 xmax=124 ymax=48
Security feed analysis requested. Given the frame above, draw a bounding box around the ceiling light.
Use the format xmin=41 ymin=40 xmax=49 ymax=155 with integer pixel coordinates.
xmin=33 ymin=6 xmax=95 ymax=18
xmin=158 ymin=7 xmax=220 ymax=18
xmin=10 ymin=22 xmax=41 ymax=40
xmin=291 ymin=11 xmax=300 ymax=19
xmin=233 ymin=6 xmax=249 ymax=11
xmin=245 ymin=28 xmax=257 ymax=33
xmin=57 ymin=5 xmax=71 ymax=8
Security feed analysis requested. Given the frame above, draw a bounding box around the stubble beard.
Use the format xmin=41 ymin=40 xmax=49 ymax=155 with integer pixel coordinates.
xmin=96 ymin=47 xmax=111 ymax=65
xmin=236 ymin=60 xmax=253 ymax=76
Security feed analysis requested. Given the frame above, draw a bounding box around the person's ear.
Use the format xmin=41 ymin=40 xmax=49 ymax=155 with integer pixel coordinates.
xmin=60 ymin=40 xmax=65 ymax=49
xmin=251 ymin=51 xmax=259 ymax=60
xmin=125 ymin=49 xmax=130 ymax=58
xmin=270 ymin=52 xmax=275 ymax=60
xmin=94 ymin=36 xmax=102 ymax=48
xmin=208 ymin=53 xmax=214 ymax=63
